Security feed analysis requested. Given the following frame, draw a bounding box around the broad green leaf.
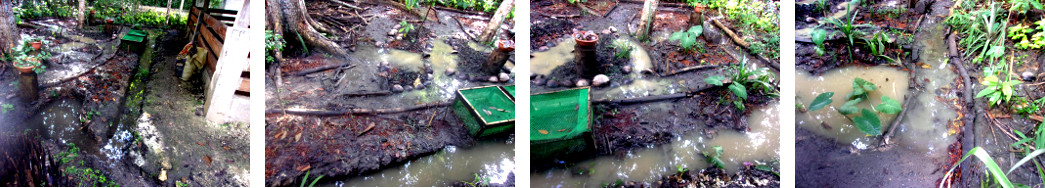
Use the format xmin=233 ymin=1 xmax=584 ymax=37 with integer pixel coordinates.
xmin=988 ymin=45 xmax=1005 ymax=59
xmin=729 ymin=83 xmax=748 ymax=100
xmin=704 ymin=75 xmax=726 ymax=86
xmin=812 ymin=29 xmax=828 ymax=46
xmin=976 ymin=86 xmax=996 ymax=98
xmin=681 ymin=35 xmax=696 ymax=49
xmin=837 ymin=98 xmax=863 ymax=115
xmin=1032 ymin=0 xmax=1043 ymax=10
xmin=855 ymin=78 xmax=877 ymax=92
xmin=852 ymin=108 xmax=882 ymax=135
xmin=670 ymin=31 xmax=685 ymax=41
xmin=1003 ymin=82 xmax=1014 ymax=101
xmin=876 ymin=95 xmax=902 ymax=114
xmin=688 ymin=25 xmax=703 ymax=37
xmin=808 ymin=92 xmax=835 ymax=111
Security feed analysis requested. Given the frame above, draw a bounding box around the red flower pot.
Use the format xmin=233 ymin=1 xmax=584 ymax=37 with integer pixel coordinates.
xmin=31 ymin=41 xmax=41 ymax=51
xmin=573 ymin=31 xmax=599 ymax=47
xmin=13 ymin=61 xmax=36 ymax=74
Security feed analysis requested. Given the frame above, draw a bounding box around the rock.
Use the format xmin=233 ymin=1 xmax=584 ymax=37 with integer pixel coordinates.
xmin=468 ymin=75 xmax=479 ymax=81
xmin=456 ymin=74 xmax=468 ymax=80
xmin=805 ymin=17 xmax=816 ymax=23
xmin=427 ymin=73 xmax=435 ymax=80
xmin=532 ymin=77 xmax=546 ymax=85
xmin=375 ymin=41 xmax=384 ymax=47
xmin=538 ymin=46 xmax=549 ymax=51
xmin=576 ymin=79 xmax=590 ymax=87
xmin=1024 ymin=71 xmax=1036 ymax=81
xmin=380 ymin=61 xmax=389 ymax=67
xmin=159 ymin=170 xmax=167 ymax=181
xmin=702 ymin=21 xmax=724 ymax=44
xmin=593 ymin=74 xmax=610 ymax=86
xmin=914 ymin=0 xmax=932 ymax=15
xmin=404 ymin=85 xmax=414 ymax=91
xmin=547 ymin=80 xmax=559 ymax=87
xmin=395 ymin=35 xmax=403 ymax=40
xmin=162 ymin=160 xmax=172 ymax=169
xmin=488 ymin=76 xmax=499 ymax=82
xmin=416 ymin=83 xmax=426 ymax=89
xmin=622 ymin=65 xmax=633 ymax=73
xmin=392 ymin=84 xmax=404 ymax=92
xmin=601 ymin=29 xmax=611 ymax=35
xmin=446 ymin=68 xmax=456 ymax=75
xmin=498 ymin=73 xmax=511 ymax=82
xmin=560 ymin=80 xmax=574 ymax=87
xmin=388 ymin=28 xmax=397 ymax=36
xmin=609 ymin=26 xmax=618 ymax=33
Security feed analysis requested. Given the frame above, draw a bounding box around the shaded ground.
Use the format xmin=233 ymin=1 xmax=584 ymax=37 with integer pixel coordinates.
xmin=0 ymin=17 xmax=248 ymax=186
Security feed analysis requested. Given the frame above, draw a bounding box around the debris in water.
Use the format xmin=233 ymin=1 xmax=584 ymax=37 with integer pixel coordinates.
xmin=538 ymin=130 xmax=549 ymax=134
xmin=557 ymin=129 xmax=567 ymax=132
xmin=359 ymin=122 xmax=376 ymax=136
xmin=483 ymin=109 xmax=492 ymax=115
xmin=159 ymin=170 xmax=167 ymax=181
xmin=296 ymin=164 xmax=311 ymax=172
xmin=204 ymin=155 xmax=213 ymax=166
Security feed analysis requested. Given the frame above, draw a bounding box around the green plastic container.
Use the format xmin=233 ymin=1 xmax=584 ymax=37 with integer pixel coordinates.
xmin=120 ymin=29 xmax=147 ymax=53
xmin=452 ymin=85 xmax=515 ymax=137
xmin=530 ymin=87 xmax=593 ymax=159
xmin=501 ymin=85 xmax=515 ymax=100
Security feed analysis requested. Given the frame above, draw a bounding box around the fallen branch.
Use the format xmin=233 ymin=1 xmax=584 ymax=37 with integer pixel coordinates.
xmin=453 ymin=18 xmax=478 ymax=42
xmin=340 ymin=90 xmax=393 ymax=97
xmin=987 ymin=112 xmax=1035 ymax=151
xmin=660 ymin=64 xmax=728 ymax=77
xmin=881 ymin=89 xmax=919 ymax=145
xmin=265 ymin=101 xmax=451 ymax=116
xmin=327 ymin=0 xmax=362 ymax=10
xmin=711 ymin=19 xmax=750 ymax=48
xmin=574 ymin=3 xmax=601 ymax=17
xmin=289 ymin=63 xmax=355 ymax=76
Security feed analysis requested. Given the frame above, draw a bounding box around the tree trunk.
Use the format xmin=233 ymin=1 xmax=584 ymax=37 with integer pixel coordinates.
xmin=273 ymin=0 xmax=349 ymax=58
xmin=179 ymin=0 xmax=185 ymax=13
xmin=78 ymin=0 xmax=86 ymax=27
xmin=0 ymin=0 xmax=19 ymax=56
xmin=267 ymin=0 xmax=285 ymax=63
xmin=635 ymin=0 xmax=658 ymax=40
xmin=166 ymin=0 xmax=174 ymax=25
xmin=478 ymin=0 xmax=514 ymax=43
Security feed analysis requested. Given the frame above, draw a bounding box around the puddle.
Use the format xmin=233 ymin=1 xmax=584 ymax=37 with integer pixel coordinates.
xmin=532 ymin=104 xmax=779 ymax=187
xmin=31 ymin=98 xmax=93 ymax=148
xmin=592 ymin=79 xmax=681 ymax=100
xmin=327 ymin=139 xmax=515 ymax=187
xmin=530 ymin=39 xmax=575 ymax=75
xmin=795 ymin=66 xmax=908 ymax=149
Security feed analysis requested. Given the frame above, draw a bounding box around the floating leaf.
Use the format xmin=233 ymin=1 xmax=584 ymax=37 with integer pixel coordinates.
xmin=852 ymin=108 xmax=882 ymax=135
xmin=837 ymin=98 xmax=863 ymax=115
xmin=808 ymin=92 xmax=834 ymax=111
xmin=876 ymin=95 xmax=902 ymax=114
xmin=811 ymin=29 xmax=827 ymax=47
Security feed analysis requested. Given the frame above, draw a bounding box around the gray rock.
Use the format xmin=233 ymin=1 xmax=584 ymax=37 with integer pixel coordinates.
xmin=609 ymin=26 xmax=618 ymax=33
xmin=560 ymin=80 xmax=574 ymax=87
xmin=805 ymin=17 xmax=815 ymax=23
xmin=593 ymin=74 xmax=610 ymax=86
xmin=404 ymin=85 xmax=414 ymax=91
xmin=547 ymin=80 xmax=559 ymax=87
xmin=601 ymin=29 xmax=611 ymax=35
xmin=538 ymin=46 xmax=549 ymax=51
xmin=622 ymin=65 xmax=633 ymax=73
xmin=488 ymin=76 xmax=499 ymax=82
xmin=446 ymin=68 xmax=456 ymax=75
xmin=1024 ymin=71 xmax=1036 ymax=81
xmin=703 ymin=21 xmax=724 ymax=44
xmin=392 ymin=84 xmax=404 ymax=92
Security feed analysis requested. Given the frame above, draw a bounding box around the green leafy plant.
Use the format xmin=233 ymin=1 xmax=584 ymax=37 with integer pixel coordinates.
xmin=815 ymin=0 xmax=830 ymax=16
xmin=955 ymin=3 xmax=1007 ymax=65
xmin=703 ymin=146 xmax=726 ymax=169
xmin=866 ymin=32 xmax=899 ymax=64
xmin=943 ymin=147 xmax=1015 ymax=188
xmin=1010 ymin=0 xmax=1044 ymax=13
xmin=0 ymin=104 xmax=12 ymax=113
xmin=676 ymin=164 xmax=689 ymax=174
xmin=977 ymin=74 xmax=1022 ymax=107
xmin=265 ymin=30 xmax=285 ymax=64
xmin=464 ymin=173 xmax=491 ymax=187
xmin=805 ymin=78 xmax=901 ymax=136
xmin=669 ymin=25 xmax=704 ymax=51
xmin=811 ymin=28 xmax=827 ymax=56
xmin=300 ymin=170 xmax=323 ymax=187
xmin=611 ymin=39 xmax=633 ymax=59
xmin=704 ymin=57 xmax=776 ymax=111
xmin=398 ymin=20 xmax=415 ymax=35
xmin=825 ymin=2 xmax=868 ymax=62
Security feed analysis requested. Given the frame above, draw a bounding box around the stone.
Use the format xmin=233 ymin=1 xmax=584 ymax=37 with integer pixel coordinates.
xmin=445 ymin=68 xmax=456 ymax=75
xmin=576 ymin=79 xmax=590 ymax=87
xmin=601 ymin=29 xmax=611 ymax=35
xmin=593 ymin=74 xmax=610 ymax=86
xmin=532 ymin=77 xmax=546 ymax=85
xmin=702 ymin=21 xmax=724 ymax=44
xmin=388 ymin=28 xmax=397 ymax=36
xmin=547 ymin=80 xmax=559 ymax=88
xmin=498 ymin=73 xmax=511 ymax=82
xmin=914 ymin=0 xmax=932 ymax=15
xmin=159 ymin=170 xmax=167 ymax=181
xmin=392 ymin=84 xmax=404 ymax=92
xmin=1024 ymin=71 xmax=1036 ymax=81
xmin=560 ymin=80 xmax=574 ymax=87
xmin=805 ymin=17 xmax=815 ymax=23
xmin=609 ymin=26 xmax=618 ymax=33
xmin=488 ymin=76 xmax=499 ymax=82
xmin=538 ymin=46 xmax=549 ymax=51
xmin=162 ymin=160 xmax=172 ymax=169
xmin=622 ymin=65 xmax=633 ymax=74
xmin=404 ymin=85 xmax=414 ymax=91
xmin=375 ymin=41 xmax=384 ymax=47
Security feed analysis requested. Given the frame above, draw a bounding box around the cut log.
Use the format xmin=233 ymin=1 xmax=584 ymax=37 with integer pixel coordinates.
xmin=478 ymin=0 xmax=514 ymax=43
xmin=634 ymin=0 xmax=658 ymax=40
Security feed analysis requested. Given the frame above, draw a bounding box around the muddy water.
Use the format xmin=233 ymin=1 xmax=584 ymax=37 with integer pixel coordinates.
xmin=29 ymin=99 xmax=93 ymax=148
xmin=326 ymin=139 xmax=515 ymax=187
xmin=593 ymin=79 xmax=682 ymax=100
xmin=530 ymin=39 xmax=575 ymax=75
xmin=796 ymin=66 xmax=909 ymax=149
xmin=533 ymin=104 xmax=779 ymax=187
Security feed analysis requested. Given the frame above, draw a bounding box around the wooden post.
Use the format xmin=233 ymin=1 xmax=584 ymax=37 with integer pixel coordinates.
xmin=77 ymin=0 xmax=85 ymax=27
xmin=18 ymin=72 xmax=38 ymax=102
xmin=204 ymin=0 xmax=250 ymax=123
xmin=635 ymin=0 xmax=658 ymax=41
xmin=574 ymin=31 xmax=599 ymax=78
xmin=483 ymin=43 xmax=511 ymax=75
xmin=477 ymin=0 xmax=514 ymax=43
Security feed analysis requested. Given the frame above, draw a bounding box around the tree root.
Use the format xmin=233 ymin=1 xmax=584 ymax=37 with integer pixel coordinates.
xmin=265 ymin=101 xmax=451 ymax=116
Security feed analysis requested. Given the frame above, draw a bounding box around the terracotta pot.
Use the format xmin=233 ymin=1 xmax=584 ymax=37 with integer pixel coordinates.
xmin=105 ymin=19 xmax=113 ymax=24
xmin=496 ymin=40 xmax=515 ymax=52
xmin=693 ymin=4 xmax=705 ymax=13
xmin=573 ymin=31 xmax=599 ymax=47
xmin=13 ymin=61 xmax=36 ymax=74
xmin=31 ymin=41 xmax=41 ymax=51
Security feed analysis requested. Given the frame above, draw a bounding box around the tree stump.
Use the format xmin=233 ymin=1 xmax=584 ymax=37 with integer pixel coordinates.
xmin=574 ymin=44 xmax=598 ymax=78
xmin=484 ymin=49 xmax=511 ymax=75
xmin=18 ymin=72 xmax=38 ymax=102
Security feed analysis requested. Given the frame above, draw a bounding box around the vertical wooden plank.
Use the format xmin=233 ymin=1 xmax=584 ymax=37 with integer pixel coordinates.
xmin=203 ymin=27 xmax=248 ymax=123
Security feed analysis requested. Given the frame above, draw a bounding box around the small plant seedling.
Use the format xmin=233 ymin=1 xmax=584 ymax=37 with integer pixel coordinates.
xmin=398 ymin=20 xmax=415 ymax=36
xmin=611 ymin=39 xmax=633 ymax=59
xmin=703 ymin=146 xmax=726 ymax=169
xmin=0 ymin=104 xmax=13 ymax=113
xmin=811 ymin=28 xmax=827 ymax=56
xmin=300 ymin=170 xmax=323 ymax=187
xmin=977 ymin=75 xmax=1022 ymax=107
xmin=669 ymin=25 xmax=704 ymax=52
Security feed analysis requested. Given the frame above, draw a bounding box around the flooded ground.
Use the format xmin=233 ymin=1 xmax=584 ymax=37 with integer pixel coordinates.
xmin=533 ymin=104 xmax=779 ymax=187
xmin=326 ymin=138 xmax=514 ymax=187
xmin=796 ymin=66 xmax=909 ymax=149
